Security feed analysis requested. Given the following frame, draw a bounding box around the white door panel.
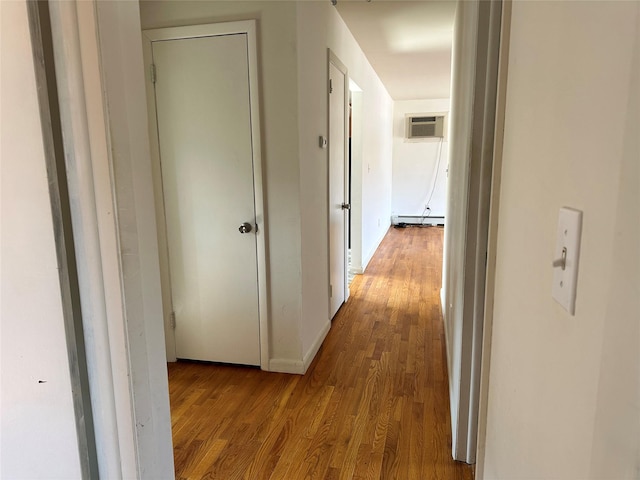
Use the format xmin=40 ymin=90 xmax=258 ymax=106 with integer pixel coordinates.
xmin=329 ymin=61 xmax=348 ymax=319
xmin=153 ymin=33 xmax=260 ymax=365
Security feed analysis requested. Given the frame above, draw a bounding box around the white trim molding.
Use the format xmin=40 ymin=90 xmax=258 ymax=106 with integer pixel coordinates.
xmin=47 ymin=2 xmax=133 ymax=476
xmin=269 ymin=359 xmax=305 ymax=375
xmin=48 ymin=0 xmax=176 ymax=477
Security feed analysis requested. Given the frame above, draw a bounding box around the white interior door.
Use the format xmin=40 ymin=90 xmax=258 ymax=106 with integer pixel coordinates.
xmin=329 ymin=60 xmax=348 ymax=319
xmin=152 ymin=33 xmax=260 ymax=365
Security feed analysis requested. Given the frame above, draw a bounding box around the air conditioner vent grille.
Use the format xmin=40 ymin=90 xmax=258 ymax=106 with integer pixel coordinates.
xmin=411 ymin=116 xmax=437 ymax=123
xmin=407 ymin=114 xmax=445 ymax=139
xmin=411 ymin=123 xmax=436 ymax=138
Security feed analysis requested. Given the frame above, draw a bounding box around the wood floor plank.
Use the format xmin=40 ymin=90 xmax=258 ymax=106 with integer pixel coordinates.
xmin=168 ymin=226 xmax=473 ymax=480
xmin=183 ymin=438 xmax=228 ymax=480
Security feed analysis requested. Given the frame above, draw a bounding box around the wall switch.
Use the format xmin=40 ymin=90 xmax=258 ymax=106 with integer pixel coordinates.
xmin=552 ymin=207 xmax=583 ymax=315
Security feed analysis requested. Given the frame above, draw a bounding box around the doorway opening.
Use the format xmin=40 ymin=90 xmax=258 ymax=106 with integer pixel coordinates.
xmin=49 ymin=0 xmax=508 ymax=475
xmin=348 ymin=79 xmax=363 ymax=285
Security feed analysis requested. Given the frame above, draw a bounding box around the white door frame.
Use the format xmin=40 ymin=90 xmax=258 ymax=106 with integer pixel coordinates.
xmin=142 ymin=21 xmax=270 ymax=369
xmin=44 ymin=1 xmax=174 ymax=476
xmin=443 ymin=0 xmax=507 ymax=466
xmin=327 ymin=49 xmax=350 ymax=316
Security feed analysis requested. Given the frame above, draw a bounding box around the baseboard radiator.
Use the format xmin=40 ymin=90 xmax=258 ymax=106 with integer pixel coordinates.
xmin=392 ymin=215 xmax=445 ymax=227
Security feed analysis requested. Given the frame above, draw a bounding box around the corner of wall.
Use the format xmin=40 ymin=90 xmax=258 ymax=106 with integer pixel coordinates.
xmin=302 ymin=320 xmax=331 ymax=373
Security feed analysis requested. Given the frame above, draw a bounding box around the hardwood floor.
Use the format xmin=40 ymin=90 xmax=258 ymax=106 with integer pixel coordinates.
xmin=168 ymin=226 xmax=473 ymax=480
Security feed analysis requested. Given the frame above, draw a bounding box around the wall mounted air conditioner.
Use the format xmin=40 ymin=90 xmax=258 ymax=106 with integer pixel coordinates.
xmin=406 ymin=115 xmax=445 ymax=139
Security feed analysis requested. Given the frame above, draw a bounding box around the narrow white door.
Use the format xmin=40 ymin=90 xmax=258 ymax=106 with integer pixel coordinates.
xmin=152 ymin=33 xmax=260 ymax=365
xmin=329 ymin=61 xmax=348 ymax=318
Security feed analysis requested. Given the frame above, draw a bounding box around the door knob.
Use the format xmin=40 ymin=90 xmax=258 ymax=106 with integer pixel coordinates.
xmin=238 ymin=222 xmax=253 ymax=234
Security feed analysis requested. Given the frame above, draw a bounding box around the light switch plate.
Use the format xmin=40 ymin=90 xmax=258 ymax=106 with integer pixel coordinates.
xmin=552 ymin=207 xmax=583 ymax=315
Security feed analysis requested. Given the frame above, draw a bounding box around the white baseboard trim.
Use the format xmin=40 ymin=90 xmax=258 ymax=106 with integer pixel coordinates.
xmin=362 ymin=225 xmax=390 ymax=272
xmin=267 ymin=321 xmax=331 ymax=375
xmin=302 ymin=321 xmax=331 ymax=373
xmin=440 ymin=287 xmax=456 ymax=435
xmin=268 ymin=358 xmax=305 ymax=375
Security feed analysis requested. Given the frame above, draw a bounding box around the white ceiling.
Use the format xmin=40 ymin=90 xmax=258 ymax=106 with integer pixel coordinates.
xmin=335 ymin=0 xmax=456 ymax=101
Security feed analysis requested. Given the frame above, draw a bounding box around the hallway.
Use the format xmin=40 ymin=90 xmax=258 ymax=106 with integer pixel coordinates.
xmin=168 ymin=226 xmax=473 ymax=479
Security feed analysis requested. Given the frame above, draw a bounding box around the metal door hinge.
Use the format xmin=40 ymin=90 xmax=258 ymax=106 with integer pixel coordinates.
xmin=329 ymin=78 xmax=333 ymax=94
xmin=170 ymin=312 xmax=176 ymax=329
xmin=329 ymin=284 xmax=333 ymax=297
xmin=150 ymin=64 xmax=157 ymax=84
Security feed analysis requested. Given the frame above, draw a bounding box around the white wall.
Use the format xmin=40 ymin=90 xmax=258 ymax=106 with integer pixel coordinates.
xmin=326 ymin=6 xmax=394 ymax=273
xmin=481 ymin=2 xmax=640 ymax=478
xmin=0 ymin=1 xmax=82 ymax=477
xmin=139 ymin=1 xmax=304 ymax=369
xmin=140 ymin=1 xmax=393 ymax=371
xmin=296 ymin=2 xmax=394 ymax=363
xmin=392 ymin=98 xmax=449 ymax=219
xmin=297 ymin=2 xmax=393 ymax=274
